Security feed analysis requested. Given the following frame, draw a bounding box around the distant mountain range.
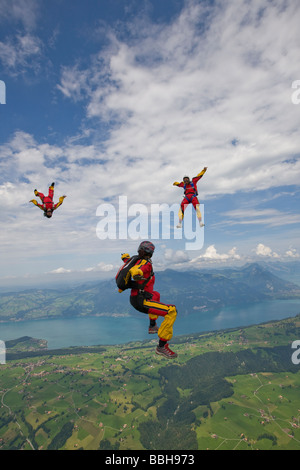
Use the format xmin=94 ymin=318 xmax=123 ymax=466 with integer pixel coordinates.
xmin=0 ymin=262 xmax=300 ymax=322
xmin=155 ymin=262 xmax=300 ymax=315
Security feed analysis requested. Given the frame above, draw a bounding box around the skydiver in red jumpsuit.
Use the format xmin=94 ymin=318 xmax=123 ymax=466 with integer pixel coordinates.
xmin=121 ymin=242 xmax=178 ymax=358
xmin=173 ymin=167 xmax=207 ymax=228
xmin=29 ymin=182 xmax=66 ymax=218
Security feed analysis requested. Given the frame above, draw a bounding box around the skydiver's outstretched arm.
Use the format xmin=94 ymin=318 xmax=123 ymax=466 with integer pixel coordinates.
xmin=53 ymin=195 xmax=66 ymax=210
xmin=195 ymin=167 xmax=208 ymax=178
xmin=173 ymin=167 xmax=207 ymax=186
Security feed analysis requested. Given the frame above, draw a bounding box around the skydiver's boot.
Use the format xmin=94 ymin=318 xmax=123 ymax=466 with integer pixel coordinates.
xmin=148 ymin=324 xmax=159 ymax=334
xmin=176 ymin=221 xmax=182 ymax=228
xmin=156 ymin=343 xmax=178 ymax=358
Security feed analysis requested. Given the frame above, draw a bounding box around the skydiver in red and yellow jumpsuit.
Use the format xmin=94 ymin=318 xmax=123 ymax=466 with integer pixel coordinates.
xmin=173 ymin=167 xmax=207 ymax=228
xmin=125 ymin=241 xmax=178 ymax=359
xmin=29 ymin=182 xmax=66 ymax=218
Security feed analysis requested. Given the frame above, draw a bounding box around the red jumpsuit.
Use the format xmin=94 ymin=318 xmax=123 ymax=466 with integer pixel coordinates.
xmin=174 ymin=168 xmax=207 ymax=222
xmin=30 ymin=184 xmax=65 ymax=213
xmin=129 ymin=258 xmax=177 ymax=342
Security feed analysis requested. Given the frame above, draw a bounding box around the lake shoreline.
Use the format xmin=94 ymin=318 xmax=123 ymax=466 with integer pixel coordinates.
xmin=1 ymin=298 xmax=299 ymax=350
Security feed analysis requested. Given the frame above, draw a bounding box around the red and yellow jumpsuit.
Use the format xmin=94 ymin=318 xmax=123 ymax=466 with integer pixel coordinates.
xmin=173 ymin=167 xmax=207 ymax=223
xmin=30 ymin=184 xmax=66 ymax=212
xmin=129 ymin=258 xmax=177 ymax=342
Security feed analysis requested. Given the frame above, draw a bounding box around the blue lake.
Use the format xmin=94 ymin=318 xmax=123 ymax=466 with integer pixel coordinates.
xmin=0 ymin=299 xmax=299 ymax=349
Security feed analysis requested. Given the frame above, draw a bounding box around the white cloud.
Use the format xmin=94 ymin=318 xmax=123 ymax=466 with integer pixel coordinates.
xmin=284 ymin=248 xmax=300 ymax=258
xmin=221 ymin=209 xmax=300 ymax=228
xmin=0 ymin=1 xmax=45 ymax=76
xmin=0 ymin=33 xmax=43 ymax=74
xmin=0 ymin=0 xmax=39 ymax=31
xmin=1 ymin=0 xmax=300 ymax=281
xmin=57 ymin=65 xmax=91 ymax=101
xmin=57 ymin=0 xmax=300 ymax=199
xmin=49 ymin=267 xmax=72 ymax=274
xmin=190 ymin=245 xmax=241 ymax=263
xmin=84 ymin=262 xmax=115 ymax=273
xmin=164 ymin=248 xmax=190 ymax=264
xmin=255 ymin=243 xmax=279 ymax=258
xmin=48 ymin=262 xmax=115 ymax=275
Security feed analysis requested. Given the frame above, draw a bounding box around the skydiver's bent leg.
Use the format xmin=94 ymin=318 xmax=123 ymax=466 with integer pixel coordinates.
xmin=177 ymin=199 xmax=189 ymax=228
xmin=48 ymin=184 xmax=54 ymax=201
xmin=143 ymin=300 xmax=177 ymax=343
xmin=191 ymin=198 xmax=204 ymax=226
xmin=34 ymin=190 xmax=45 ymax=202
xmin=130 ymin=295 xmax=178 ymax=358
xmin=148 ymin=291 xmax=159 ymax=334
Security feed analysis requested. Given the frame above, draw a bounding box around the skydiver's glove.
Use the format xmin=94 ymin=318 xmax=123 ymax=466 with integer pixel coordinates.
xmin=173 ymin=182 xmax=180 ymax=186
xmin=129 ymin=266 xmax=144 ymax=280
xmin=121 ymin=253 xmax=130 ymax=261
xmin=29 ymin=199 xmax=38 ymax=205
xmin=196 ymin=167 xmax=208 ymax=177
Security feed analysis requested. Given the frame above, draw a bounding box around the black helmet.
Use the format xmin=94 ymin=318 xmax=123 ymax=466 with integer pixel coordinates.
xmin=138 ymin=241 xmax=155 ymax=257
xmin=44 ymin=210 xmax=53 ymax=218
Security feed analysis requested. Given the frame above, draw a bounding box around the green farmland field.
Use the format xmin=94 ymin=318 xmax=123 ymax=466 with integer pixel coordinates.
xmin=0 ymin=315 xmax=299 ymax=450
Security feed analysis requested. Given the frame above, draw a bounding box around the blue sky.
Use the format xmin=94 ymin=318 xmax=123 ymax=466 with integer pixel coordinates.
xmin=0 ymin=0 xmax=300 ymax=287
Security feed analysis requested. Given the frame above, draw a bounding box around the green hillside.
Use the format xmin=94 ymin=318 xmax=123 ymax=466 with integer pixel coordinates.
xmin=0 ymin=315 xmax=299 ymax=450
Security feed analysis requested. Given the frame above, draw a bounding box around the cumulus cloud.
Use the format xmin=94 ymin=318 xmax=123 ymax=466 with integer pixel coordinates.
xmin=284 ymin=248 xmax=300 ymax=258
xmin=3 ymin=0 xmax=300 ymax=207
xmin=84 ymin=262 xmax=115 ymax=273
xmin=57 ymin=0 xmax=300 ymax=198
xmin=47 ymin=262 xmax=116 ymax=276
xmin=1 ymin=0 xmax=300 ymax=281
xmin=49 ymin=267 xmax=72 ymax=274
xmin=190 ymin=245 xmax=241 ymax=264
xmin=164 ymin=248 xmax=190 ymax=264
xmin=255 ymin=243 xmax=279 ymax=258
